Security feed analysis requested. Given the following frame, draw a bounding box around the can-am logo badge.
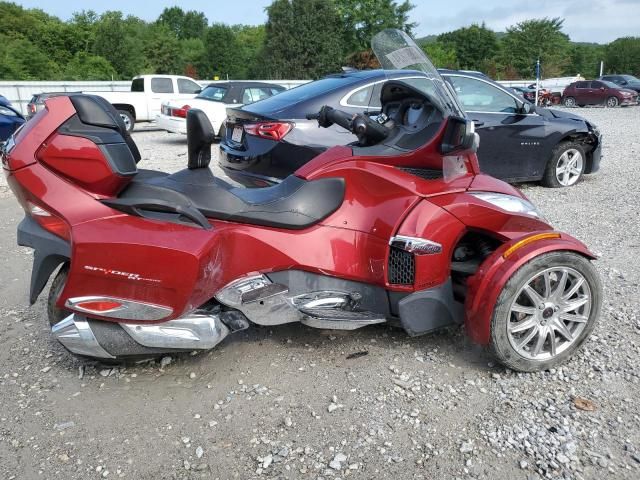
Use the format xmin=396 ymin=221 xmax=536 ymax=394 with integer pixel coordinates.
xmin=83 ymin=265 xmax=161 ymax=283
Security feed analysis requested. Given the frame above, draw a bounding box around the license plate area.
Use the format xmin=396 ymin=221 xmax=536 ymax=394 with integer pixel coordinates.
xmin=231 ymin=127 xmax=243 ymax=143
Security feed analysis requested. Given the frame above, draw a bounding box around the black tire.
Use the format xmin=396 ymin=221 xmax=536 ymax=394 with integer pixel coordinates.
xmin=47 ymin=264 xmax=72 ymax=326
xmin=117 ymin=109 xmax=135 ymax=133
xmin=606 ymin=96 xmax=619 ymax=108
xmin=489 ymin=252 xmax=601 ymax=372
xmin=542 ymin=141 xmax=586 ymax=188
xmin=562 ymin=96 xmax=576 ymax=107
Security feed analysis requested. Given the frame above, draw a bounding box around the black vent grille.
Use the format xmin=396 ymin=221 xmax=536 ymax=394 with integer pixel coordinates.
xmin=388 ymin=247 xmax=415 ymax=285
xmin=398 ymin=167 xmax=443 ymax=180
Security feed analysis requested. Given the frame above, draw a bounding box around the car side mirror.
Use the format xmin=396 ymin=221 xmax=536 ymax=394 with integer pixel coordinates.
xmin=620 ymin=80 xmax=627 ymax=85
xmin=440 ymin=117 xmax=478 ymax=154
xmin=520 ymin=102 xmax=534 ymax=114
xmin=194 ymin=88 xmax=202 ymax=94
xmin=600 ymin=87 xmax=605 ymax=91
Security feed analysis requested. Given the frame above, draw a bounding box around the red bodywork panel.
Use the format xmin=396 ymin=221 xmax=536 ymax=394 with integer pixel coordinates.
xmin=37 ymin=133 xmax=133 ymax=196
xmin=465 ymin=233 xmax=595 ymax=345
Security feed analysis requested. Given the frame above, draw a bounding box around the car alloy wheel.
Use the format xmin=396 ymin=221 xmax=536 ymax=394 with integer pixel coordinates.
xmin=506 ymin=266 xmax=591 ymax=361
xmin=606 ymin=96 xmax=619 ymax=108
xmin=555 ymin=148 xmax=583 ymax=186
xmin=563 ymin=96 xmax=576 ymax=107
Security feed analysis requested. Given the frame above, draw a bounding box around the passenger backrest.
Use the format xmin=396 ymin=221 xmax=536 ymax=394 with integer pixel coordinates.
xmin=187 ymin=108 xmax=216 ymax=169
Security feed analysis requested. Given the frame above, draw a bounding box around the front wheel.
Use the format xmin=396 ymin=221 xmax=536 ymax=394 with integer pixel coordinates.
xmin=118 ymin=109 xmax=135 ymax=133
xmin=489 ymin=252 xmax=601 ymax=372
xmin=542 ymin=141 xmax=585 ymax=188
xmin=606 ymin=96 xmax=619 ymax=108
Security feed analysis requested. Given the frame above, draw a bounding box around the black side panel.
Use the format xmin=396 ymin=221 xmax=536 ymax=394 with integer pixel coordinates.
xmin=58 ymin=115 xmax=124 ymax=144
xmin=17 ymin=217 xmax=71 ymax=304
xmin=99 ymin=144 xmax=137 ymax=175
xmin=267 ymin=270 xmax=391 ymax=317
xmin=398 ymin=280 xmax=464 ymax=336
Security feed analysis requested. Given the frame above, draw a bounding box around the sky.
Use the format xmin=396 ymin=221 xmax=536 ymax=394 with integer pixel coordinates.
xmin=13 ymin=0 xmax=640 ymax=44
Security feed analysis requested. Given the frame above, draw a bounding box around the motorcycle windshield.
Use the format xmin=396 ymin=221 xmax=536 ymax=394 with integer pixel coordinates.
xmin=371 ymin=29 xmax=464 ymax=119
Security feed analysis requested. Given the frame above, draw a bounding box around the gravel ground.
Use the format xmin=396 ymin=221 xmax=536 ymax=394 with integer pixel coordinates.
xmin=1 ymin=107 xmax=639 ymax=480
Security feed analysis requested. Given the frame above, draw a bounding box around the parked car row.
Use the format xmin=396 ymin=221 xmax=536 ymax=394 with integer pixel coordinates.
xmin=0 ymin=95 xmax=24 ymax=144
xmin=562 ymin=78 xmax=639 ymax=108
xmin=217 ymin=68 xmax=601 ymax=189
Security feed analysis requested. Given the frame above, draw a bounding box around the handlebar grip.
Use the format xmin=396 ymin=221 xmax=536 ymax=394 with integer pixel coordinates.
xmin=325 ymin=108 xmax=353 ymax=131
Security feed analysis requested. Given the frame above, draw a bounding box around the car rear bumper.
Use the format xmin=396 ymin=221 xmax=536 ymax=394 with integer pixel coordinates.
xmin=156 ymin=114 xmax=187 ymax=134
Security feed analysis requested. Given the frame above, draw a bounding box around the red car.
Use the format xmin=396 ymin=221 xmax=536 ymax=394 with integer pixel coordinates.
xmin=2 ymin=30 xmax=602 ymax=372
xmin=562 ymin=80 xmax=638 ymax=107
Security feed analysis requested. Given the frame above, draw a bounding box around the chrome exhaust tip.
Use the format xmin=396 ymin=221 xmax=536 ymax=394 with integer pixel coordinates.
xmin=52 ymin=313 xmax=230 ymax=358
xmin=52 ymin=314 xmax=116 ymax=359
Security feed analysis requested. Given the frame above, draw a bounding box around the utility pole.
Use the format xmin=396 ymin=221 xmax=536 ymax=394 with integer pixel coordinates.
xmin=599 ymin=61 xmax=604 ymax=77
xmin=535 ymin=59 xmax=540 ymax=106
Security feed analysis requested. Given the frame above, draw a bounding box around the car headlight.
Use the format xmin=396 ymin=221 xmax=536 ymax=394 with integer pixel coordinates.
xmin=0 ymin=106 xmax=18 ymax=117
xmin=469 ymin=192 xmax=543 ymax=219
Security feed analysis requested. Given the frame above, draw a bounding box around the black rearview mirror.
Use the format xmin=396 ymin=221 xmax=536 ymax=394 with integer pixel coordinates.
xmin=440 ymin=117 xmax=479 ymax=154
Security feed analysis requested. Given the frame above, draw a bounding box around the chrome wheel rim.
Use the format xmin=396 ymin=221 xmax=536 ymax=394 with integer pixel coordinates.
xmin=555 ymin=148 xmax=583 ymax=186
xmin=607 ymin=97 xmax=618 ymax=107
xmin=119 ymin=113 xmax=132 ymax=131
xmin=507 ymin=267 xmax=592 ymax=361
xmin=564 ymin=98 xmax=575 ymax=107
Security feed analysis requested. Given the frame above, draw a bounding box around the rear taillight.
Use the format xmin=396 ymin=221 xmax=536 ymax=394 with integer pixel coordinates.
xmin=172 ymin=105 xmax=191 ymax=118
xmin=26 ymin=202 xmax=70 ymax=241
xmin=244 ymin=122 xmax=292 ymax=141
xmin=28 ymin=104 xmax=36 ymax=114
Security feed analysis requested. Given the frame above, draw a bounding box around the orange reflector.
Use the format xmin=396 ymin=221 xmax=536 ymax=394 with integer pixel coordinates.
xmin=503 ymin=233 xmax=561 ymax=258
xmin=75 ymin=300 xmax=123 ymax=312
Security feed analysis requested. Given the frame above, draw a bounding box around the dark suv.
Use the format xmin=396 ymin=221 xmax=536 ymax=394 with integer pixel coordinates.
xmin=562 ymin=80 xmax=638 ymax=108
xmin=599 ymin=74 xmax=640 ymax=94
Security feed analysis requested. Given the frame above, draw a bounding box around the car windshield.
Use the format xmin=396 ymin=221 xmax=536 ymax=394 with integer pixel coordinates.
xmin=371 ymin=29 xmax=464 ymax=118
xmin=197 ymin=85 xmax=228 ymax=101
xmin=601 ymin=80 xmax=623 ymax=88
xmin=621 ymin=75 xmax=640 ymax=83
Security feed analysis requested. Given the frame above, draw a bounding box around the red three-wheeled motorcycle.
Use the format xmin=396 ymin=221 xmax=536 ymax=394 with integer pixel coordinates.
xmin=2 ymin=30 xmax=601 ymax=372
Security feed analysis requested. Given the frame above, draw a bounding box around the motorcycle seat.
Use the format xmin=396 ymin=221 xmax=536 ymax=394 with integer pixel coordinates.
xmin=112 ymin=168 xmax=345 ymax=230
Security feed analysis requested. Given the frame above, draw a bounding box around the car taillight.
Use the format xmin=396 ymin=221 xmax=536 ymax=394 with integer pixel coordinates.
xmin=172 ymin=105 xmax=191 ymax=118
xmin=28 ymin=104 xmax=36 ymax=114
xmin=244 ymin=122 xmax=292 ymax=141
xmin=26 ymin=202 xmax=70 ymax=241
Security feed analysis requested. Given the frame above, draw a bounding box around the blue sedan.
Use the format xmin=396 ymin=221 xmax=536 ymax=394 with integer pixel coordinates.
xmin=0 ymin=95 xmax=25 ymax=143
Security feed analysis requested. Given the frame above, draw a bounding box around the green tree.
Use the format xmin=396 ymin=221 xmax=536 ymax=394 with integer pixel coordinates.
xmin=260 ymin=0 xmax=345 ymax=79
xmin=336 ymin=0 xmax=415 ymax=54
xmin=158 ymin=6 xmax=208 ymax=40
xmin=421 ymin=41 xmax=457 ymax=69
xmin=143 ymin=23 xmax=183 ymax=74
xmin=437 ymin=23 xmax=498 ymax=71
xmin=234 ymin=25 xmax=266 ymax=78
xmin=180 ymin=38 xmax=206 ymax=78
xmin=605 ymin=37 xmax=640 ymax=76
xmin=0 ymin=35 xmax=61 ymax=79
xmin=499 ymin=17 xmax=571 ymax=78
xmin=63 ymin=52 xmax=116 ymax=80
xmin=200 ymin=23 xmax=243 ymax=79
xmin=568 ymin=43 xmax=605 ymax=78
xmin=93 ymin=11 xmax=146 ymax=78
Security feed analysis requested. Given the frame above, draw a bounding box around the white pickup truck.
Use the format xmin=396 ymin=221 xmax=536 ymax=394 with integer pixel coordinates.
xmin=85 ymin=75 xmax=202 ymax=132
